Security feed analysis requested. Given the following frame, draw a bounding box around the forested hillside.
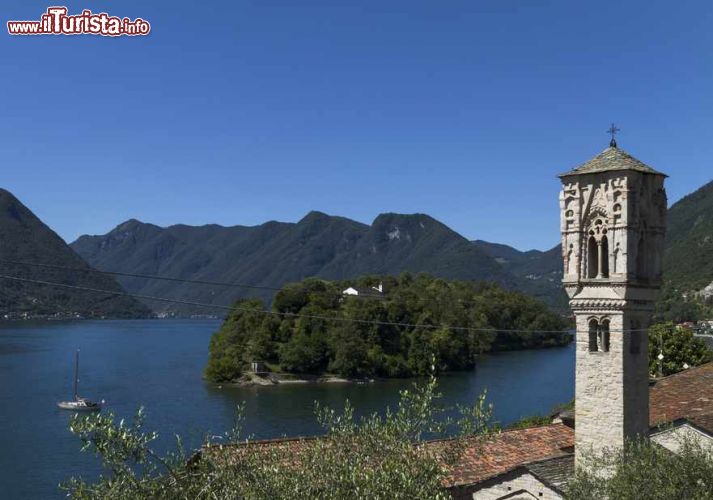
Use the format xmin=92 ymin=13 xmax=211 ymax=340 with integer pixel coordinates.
xmin=0 ymin=189 xmax=150 ymax=319
xmin=477 ymin=177 xmax=713 ymax=322
xmin=657 ymin=180 xmax=713 ymax=321
xmin=68 ymin=178 xmax=713 ymax=321
xmin=472 ymin=240 xmax=566 ymax=309
xmin=663 ymin=180 xmax=713 ymax=291
xmin=73 ymin=212 xmax=559 ymax=315
xmin=205 ymin=274 xmax=571 ymax=382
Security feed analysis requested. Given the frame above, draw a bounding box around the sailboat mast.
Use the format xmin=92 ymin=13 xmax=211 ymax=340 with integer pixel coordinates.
xmin=74 ymin=350 xmax=79 ymax=400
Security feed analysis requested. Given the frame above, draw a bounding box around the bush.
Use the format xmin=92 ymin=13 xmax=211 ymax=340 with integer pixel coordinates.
xmin=567 ymin=435 xmax=713 ymax=499
xmin=648 ymin=322 xmax=713 ymax=377
xmin=62 ymin=375 xmax=493 ymax=499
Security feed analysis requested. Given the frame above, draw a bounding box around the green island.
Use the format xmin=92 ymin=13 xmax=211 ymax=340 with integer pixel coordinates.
xmin=205 ymin=273 xmax=571 ymax=383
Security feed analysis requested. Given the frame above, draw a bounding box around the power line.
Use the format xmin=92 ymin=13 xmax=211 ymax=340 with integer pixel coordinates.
xmin=0 ymin=273 xmax=580 ymax=334
xmin=0 ymin=273 xmax=656 ymax=334
xmin=0 ymin=259 xmax=491 ymax=304
xmin=0 ymin=259 xmax=288 ymax=293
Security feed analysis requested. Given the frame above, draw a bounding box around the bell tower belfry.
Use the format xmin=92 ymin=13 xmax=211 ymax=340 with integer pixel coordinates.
xmin=558 ymin=136 xmax=667 ymax=465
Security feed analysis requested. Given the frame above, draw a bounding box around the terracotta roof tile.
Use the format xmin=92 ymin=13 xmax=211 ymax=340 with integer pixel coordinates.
xmin=649 ymin=362 xmax=713 ymax=432
xmin=202 ymin=362 xmax=713 ymax=491
xmin=439 ymin=423 xmax=574 ymax=487
xmin=688 ymin=413 xmax=713 ymax=434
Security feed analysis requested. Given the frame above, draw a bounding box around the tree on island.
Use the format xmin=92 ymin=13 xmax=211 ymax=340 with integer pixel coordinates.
xmin=205 ymin=273 xmax=571 ymax=383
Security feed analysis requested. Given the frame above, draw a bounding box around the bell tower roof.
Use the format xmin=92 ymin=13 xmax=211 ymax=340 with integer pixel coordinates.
xmin=559 ymin=146 xmax=667 ymax=178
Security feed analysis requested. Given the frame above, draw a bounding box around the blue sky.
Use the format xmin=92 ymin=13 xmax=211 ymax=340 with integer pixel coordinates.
xmin=2 ymin=1 xmax=712 ymax=250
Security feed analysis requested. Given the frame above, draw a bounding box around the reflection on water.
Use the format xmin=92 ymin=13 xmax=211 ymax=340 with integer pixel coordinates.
xmin=0 ymin=320 xmax=574 ymax=499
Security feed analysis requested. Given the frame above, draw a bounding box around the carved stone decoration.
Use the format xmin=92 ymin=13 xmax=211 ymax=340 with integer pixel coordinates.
xmin=558 ymin=144 xmax=667 ymax=469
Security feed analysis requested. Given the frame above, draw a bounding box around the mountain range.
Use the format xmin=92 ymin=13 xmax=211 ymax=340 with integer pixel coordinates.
xmin=0 ymin=189 xmax=150 ymax=319
xmin=480 ymin=180 xmax=713 ymax=311
xmin=2 ymin=177 xmax=711 ymax=319
xmin=70 ymin=180 xmax=713 ymax=317
xmin=70 ymin=212 xmax=567 ymax=315
xmin=477 ymin=180 xmax=713 ymax=306
xmin=663 ymin=180 xmax=713 ymax=295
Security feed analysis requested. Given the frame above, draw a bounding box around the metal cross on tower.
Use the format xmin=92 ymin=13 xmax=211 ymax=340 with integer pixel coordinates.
xmin=607 ymin=123 xmax=620 ymax=148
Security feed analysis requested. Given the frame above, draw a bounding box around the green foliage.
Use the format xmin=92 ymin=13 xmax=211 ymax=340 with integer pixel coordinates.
xmin=566 ymin=436 xmax=713 ymax=499
xmin=664 ymin=180 xmax=713 ymax=293
xmin=204 ymin=299 xmax=268 ymax=382
xmin=656 ymin=180 xmax=713 ymax=321
xmin=278 ymin=331 xmax=328 ymax=374
xmin=505 ymin=414 xmax=552 ymax=430
xmin=505 ymin=399 xmax=574 ymax=430
xmin=654 ymin=282 xmax=713 ymax=323
xmin=472 ymin=241 xmax=570 ymax=312
xmin=648 ymin=322 xmax=713 ymax=377
xmin=74 ymin=211 xmax=568 ymax=317
xmin=205 ymin=274 xmax=571 ymax=382
xmin=62 ymin=375 xmax=493 ymax=499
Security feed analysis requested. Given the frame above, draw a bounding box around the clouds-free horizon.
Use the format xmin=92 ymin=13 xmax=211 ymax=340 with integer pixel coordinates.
xmin=3 ymin=0 xmax=712 ymax=250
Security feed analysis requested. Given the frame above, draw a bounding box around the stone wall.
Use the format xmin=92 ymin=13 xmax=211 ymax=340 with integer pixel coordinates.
xmin=650 ymin=424 xmax=713 ymax=454
xmin=470 ymin=471 xmax=562 ymax=500
xmin=573 ymin=309 xmax=650 ymax=461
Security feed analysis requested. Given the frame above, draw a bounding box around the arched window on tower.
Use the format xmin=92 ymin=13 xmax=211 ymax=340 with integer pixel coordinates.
xmin=600 ymin=235 xmax=610 ymax=278
xmin=588 ymin=235 xmax=598 ymax=279
xmin=588 ymin=319 xmax=599 ymax=352
xmin=599 ymin=320 xmax=610 ymax=352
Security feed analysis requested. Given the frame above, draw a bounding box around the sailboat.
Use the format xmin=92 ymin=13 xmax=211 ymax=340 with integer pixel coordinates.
xmin=57 ymin=350 xmax=103 ymax=411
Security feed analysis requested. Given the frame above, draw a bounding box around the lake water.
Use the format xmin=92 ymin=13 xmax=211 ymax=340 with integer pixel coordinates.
xmin=0 ymin=320 xmax=574 ymax=499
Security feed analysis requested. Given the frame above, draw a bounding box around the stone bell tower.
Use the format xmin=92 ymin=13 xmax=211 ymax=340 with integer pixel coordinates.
xmin=558 ymin=132 xmax=667 ymax=465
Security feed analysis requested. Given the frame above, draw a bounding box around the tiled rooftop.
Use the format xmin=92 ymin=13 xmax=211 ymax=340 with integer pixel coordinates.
xmin=438 ymin=423 xmax=574 ymax=487
xmin=203 ymin=362 xmax=713 ymax=491
xmin=446 ymin=362 xmax=713 ymax=488
xmin=525 ymin=454 xmax=575 ymax=492
xmin=650 ymin=361 xmax=713 ymax=433
xmin=559 ymin=146 xmax=666 ymax=177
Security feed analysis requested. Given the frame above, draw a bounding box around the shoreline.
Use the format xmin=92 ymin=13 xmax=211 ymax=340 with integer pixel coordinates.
xmin=0 ymin=316 xmax=220 ymax=322
xmin=215 ymin=372 xmax=376 ymax=388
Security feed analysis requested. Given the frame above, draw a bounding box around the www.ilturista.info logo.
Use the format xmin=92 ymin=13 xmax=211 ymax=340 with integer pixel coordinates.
xmin=7 ymin=7 xmax=150 ymax=36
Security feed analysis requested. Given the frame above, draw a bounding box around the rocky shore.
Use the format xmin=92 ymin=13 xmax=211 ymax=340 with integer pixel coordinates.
xmin=215 ymin=372 xmax=375 ymax=388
